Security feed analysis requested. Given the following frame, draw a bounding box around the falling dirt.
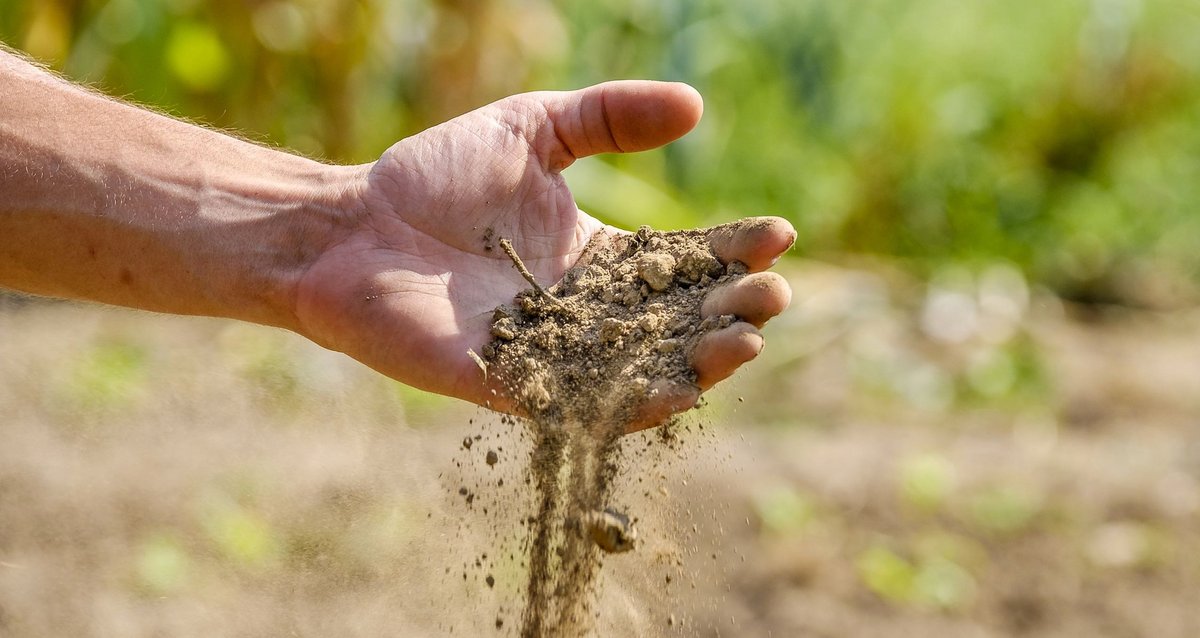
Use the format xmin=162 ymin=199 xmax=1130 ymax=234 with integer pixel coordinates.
xmin=478 ymin=223 xmax=754 ymax=637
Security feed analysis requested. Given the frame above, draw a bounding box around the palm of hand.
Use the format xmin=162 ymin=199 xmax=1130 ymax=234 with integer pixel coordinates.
xmin=294 ymin=81 xmax=794 ymax=429
xmin=298 ymin=98 xmax=610 ymax=404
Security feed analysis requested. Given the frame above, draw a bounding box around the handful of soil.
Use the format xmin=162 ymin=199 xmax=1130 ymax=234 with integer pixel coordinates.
xmin=482 ymin=225 xmax=744 ymax=425
xmin=480 ymin=224 xmax=747 ymax=637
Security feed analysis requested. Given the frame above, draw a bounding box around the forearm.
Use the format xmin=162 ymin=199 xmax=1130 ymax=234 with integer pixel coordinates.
xmin=0 ymin=49 xmax=360 ymax=330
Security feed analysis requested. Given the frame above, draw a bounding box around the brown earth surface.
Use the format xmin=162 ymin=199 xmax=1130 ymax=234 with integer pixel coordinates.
xmin=1 ymin=259 xmax=1199 ymax=637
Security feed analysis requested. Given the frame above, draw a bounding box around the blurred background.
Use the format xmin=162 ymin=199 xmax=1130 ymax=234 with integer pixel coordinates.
xmin=3 ymin=0 xmax=1200 ymax=636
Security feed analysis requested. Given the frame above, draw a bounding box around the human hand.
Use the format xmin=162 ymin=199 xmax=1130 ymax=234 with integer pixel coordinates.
xmin=293 ymin=81 xmax=795 ymax=430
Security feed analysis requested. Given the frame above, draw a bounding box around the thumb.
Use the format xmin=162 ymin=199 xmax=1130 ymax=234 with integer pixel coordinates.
xmin=537 ymin=80 xmax=703 ymax=170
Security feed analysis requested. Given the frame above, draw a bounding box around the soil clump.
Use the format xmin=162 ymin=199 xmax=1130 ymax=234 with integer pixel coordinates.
xmin=480 ymin=224 xmax=748 ymax=637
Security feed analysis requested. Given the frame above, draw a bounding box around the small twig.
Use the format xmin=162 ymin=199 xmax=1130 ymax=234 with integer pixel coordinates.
xmin=466 ymin=348 xmax=488 ymax=380
xmin=499 ymin=238 xmax=563 ymax=307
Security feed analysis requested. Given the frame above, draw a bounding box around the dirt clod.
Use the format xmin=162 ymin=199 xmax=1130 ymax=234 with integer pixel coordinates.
xmin=637 ymin=252 xmax=677 ymax=291
xmin=582 ymin=509 xmax=638 ymax=554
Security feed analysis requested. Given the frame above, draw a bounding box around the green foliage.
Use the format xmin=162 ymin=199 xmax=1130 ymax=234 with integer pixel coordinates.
xmin=856 ymin=544 xmax=917 ymax=603
xmin=3 ymin=0 xmax=1199 ymax=300
xmin=63 ymin=339 xmax=148 ymax=409
xmin=134 ymin=533 xmax=190 ymax=595
xmin=165 ymin=21 xmax=230 ymax=91
xmin=752 ymin=485 xmax=817 ymax=536
xmin=202 ymin=498 xmax=280 ymax=567
xmin=857 ymin=538 xmax=979 ymax=611
xmin=965 ymin=484 xmax=1043 ymax=535
xmin=899 ymin=453 xmax=956 ymax=513
xmin=218 ymin=324 xmax=299 ymax=401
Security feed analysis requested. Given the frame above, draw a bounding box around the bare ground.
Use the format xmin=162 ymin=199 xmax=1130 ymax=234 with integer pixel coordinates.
xmin=1 ymin=259 xmax=1199 ymax=637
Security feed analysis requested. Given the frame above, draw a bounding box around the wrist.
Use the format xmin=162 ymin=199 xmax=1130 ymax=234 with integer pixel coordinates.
xmin=213 ymin=153 xmax=366 ymax=333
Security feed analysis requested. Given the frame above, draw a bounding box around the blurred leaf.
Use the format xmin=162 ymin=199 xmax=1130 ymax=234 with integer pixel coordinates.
xmin=568 ymin=158 xmax=695 ymax=231
xmin=20 ymin=1 xmax=70 ymax=63
xmin=389 ymin=379 xmax=455 ymax=425
xmin=912 ymin=556 xmax=976 ymax=611
xmin=899 ymin=453 xmax=956 ymax=512
xmin=166 ymin=21 xmax=230 ymax=92
xmin=203 ymin=499 xmax=280 ymax=567
xmin=135 ymin=533 xmax=190 ymax=595
xmin=856 ymin=544 xmax=916 ymax=604
xmin=965 ymin=485 xmax=1042 ymax=535
xmin=65 ymin=340 xmax=147 ymax=409
xmin=752 ymin=485 xmax=816 ymax=536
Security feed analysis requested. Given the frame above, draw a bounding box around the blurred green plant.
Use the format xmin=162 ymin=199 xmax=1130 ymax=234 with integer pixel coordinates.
xmin=218 ymin=324 xmax=300 ymax=401
xmin=63 ymin=339 xmax=148 ymax=409
xmin=899 ymin=453 xmax=956 ymax=513
xmin=199 ymin=479 xmax=282 ymax=568
xmin=203 ymin=501 xmax=281 ymax=567
xmin=134 ymin=533 xmax=191 ymax=595
xmin=856 ymin=538 xmax=978 ymax=611
xmin=3 ymin=0 xmax=1199 ymax=304
xmin=965 ymin=484 xmax=1043 ymax=535
xmin=752 ymin=485 xmax=817 ymax=536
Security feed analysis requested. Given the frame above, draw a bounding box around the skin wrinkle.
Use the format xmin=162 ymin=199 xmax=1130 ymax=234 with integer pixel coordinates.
xmin=373 ymin=150 xmax=520 ymax=256
xmin=519 ymin=100 xmax=571 ymax=175
xmin=595 ymin=86 xmax=625 ymax=154
xmin=448 ymin=119 xmax=516 ymax=169
xmin=529 ymin=101 xmax=576 ymax=174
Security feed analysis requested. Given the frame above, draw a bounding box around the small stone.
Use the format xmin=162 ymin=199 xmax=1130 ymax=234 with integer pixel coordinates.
xmin=636 ymin=252 xmax=676 ymax=291
xmin=638 ymin=313 xmax=662 ymax=333
xmin=583 ymin=509 xmax=638 ymax=553
xmin=656 ymin=339 xmax=680 ymax=354
xmin=725 ymin=260 xmax=749 ymax=276
xmin=568 ymin=264 xmax=611 ymax=294
xmin=490 ymin=317 xmax=517 ymax=340
xmin=518 ymin=294 xmax=538 ymax=313
xmin=486 ymin=450 xmax=499 ymax=466
xmin=676 ymin=246 xmax=722 ymax=282
xmin=462 ymin=437 xmax=473 ymax=450
xmin=621 ymin=286 xmax=641 ymax=306
xmin=486 ymin=574 xmax=495 ymax=588
xmin=599 ymin=317 xmax=627 ymax=343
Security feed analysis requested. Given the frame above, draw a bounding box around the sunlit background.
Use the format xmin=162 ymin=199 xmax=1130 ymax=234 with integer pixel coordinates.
xmin=3 ymin=1 xmax=1200 ymax=636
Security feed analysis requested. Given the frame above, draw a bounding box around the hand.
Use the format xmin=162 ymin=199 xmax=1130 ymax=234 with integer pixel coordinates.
xmin=293 ymin=81 xmax=795 ymax=430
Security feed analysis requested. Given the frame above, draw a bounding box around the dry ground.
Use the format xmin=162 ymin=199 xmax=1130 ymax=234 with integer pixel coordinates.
xmin=2 ymin=260 xmax=1199 ymax=637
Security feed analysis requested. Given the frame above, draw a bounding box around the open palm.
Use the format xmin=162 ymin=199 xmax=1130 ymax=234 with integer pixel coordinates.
xmin=294 ymin=81 xmax=794 ymax=429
